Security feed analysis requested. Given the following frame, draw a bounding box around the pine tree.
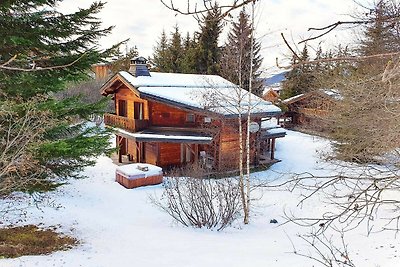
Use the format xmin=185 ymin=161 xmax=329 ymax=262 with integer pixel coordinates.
xmin=152 ymin=30 xmax=169 ymax=72
xmin=180 ymin=32 xmax=198 ymax=73
xmin=167 ymin=25 xmax=183 ymax=73
xmin=109 ymin=46 xmax=139 ymax=74
xmin=0 ymin=0 xmax=118 ymax=194
xmin=196 ymin=4 xmax=222 ymax=74
xmin=359 ymin=0 xmax=400 ymax=72
xmin=281 ymin=45 xmax=315 ymax=99
xmin=220 ymin=9 xmax=263 ymax=96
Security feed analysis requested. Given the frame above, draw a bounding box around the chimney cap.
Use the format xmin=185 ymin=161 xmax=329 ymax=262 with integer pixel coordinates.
xmin=131 ymin=56 xmax=147 ymax=65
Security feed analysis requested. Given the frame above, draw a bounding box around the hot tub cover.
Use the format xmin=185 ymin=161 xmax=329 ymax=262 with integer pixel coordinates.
xmin=116 ymin=163 xmax=162 ymax=180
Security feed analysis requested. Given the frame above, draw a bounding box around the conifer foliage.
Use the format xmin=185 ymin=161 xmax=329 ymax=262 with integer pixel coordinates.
xmin=151 ymin=6 xmax=222 ymax=74
xmin=281 ymin=45 xmax=316 ymax=99
xmin=220 ymin=9 xmax=263 ymax=96
xmin=0 ymin=0 xmax=118 ymax=195
xmin=196 ymin=4 xmax=223 ymax=75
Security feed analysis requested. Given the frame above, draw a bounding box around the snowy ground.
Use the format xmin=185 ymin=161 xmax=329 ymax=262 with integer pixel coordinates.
xmin=1 ymin=130 xmax=399 ymax=267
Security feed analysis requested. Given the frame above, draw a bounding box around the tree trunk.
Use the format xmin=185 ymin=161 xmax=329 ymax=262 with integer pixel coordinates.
xmin=244 ymin=1 xmax=255 ymax=225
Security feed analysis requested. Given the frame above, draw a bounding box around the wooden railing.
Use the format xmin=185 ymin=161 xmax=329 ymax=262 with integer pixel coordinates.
xmin=104 ymin=113 xmax=149 ymax=132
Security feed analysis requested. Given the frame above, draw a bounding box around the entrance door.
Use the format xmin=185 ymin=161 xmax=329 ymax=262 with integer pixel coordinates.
xmin=181 ymin=144 xmax=193 ymax=163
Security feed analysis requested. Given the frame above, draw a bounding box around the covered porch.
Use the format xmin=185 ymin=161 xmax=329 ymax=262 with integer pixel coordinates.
xmin=114 ymin=127 xmax=214 ymax=169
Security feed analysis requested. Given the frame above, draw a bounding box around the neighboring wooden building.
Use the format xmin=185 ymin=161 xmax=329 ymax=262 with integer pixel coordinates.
xmin=262 ymin=88 xmax=280 ymax=103
xmin=92 ymin=63 xmax=111 ymax=80
xmin=100 ymin=57 xmax=284 ymax=170
xmin=282 ymin=89 xmax=339 ymax=130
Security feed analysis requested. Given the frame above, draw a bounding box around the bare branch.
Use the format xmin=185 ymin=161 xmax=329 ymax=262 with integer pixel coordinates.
xmin=277 ymin=51 xmax=400 ymax=69
xmin=160 ymin=0 xmax=256 ymax=20
xmin=280 ymin=33 xmax=301 ymax=61
xmin=0 ymin=53 xmax=87 ymax=72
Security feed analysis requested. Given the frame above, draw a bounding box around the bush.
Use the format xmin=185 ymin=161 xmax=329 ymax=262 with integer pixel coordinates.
xmin=153 ymin=164 xmax=241 ymax=231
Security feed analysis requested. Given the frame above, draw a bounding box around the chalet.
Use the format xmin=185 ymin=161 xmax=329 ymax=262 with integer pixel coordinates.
xmin=282 ymin=89 xmax=340 ymax=131
xmin=262 ymin=88 xmax=280 ymax=103
xmin=100 ymin=57 xmax=285 ymax=171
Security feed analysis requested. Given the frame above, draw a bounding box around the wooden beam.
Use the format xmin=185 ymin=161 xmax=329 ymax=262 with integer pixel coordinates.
xmin=117 ymin=136 xmax=122 ymax=163
xmin=270 ymin=138 xmax=276 ymax=160
xmin=194 ymin=144 xmax=199 ymax=163
xmin=255 ymin=131 xmax=261 ymax=166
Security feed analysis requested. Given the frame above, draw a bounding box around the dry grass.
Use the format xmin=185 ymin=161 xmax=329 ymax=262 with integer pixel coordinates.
xmin=0 ymin=225 xmax=77 ymax=258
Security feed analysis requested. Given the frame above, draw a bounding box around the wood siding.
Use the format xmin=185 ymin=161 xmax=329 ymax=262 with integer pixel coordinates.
xmin=114 ymin=87 xmax=149 ymax=120
xmin=159 ymin=143 xmax=181 ymax=167
xmin=218 ymin=119 xmax=260 ymax=170
xmin=145 ymin=143 xmax=158 ymax=165
xmin=107 ymin=82 xmax=267 ymax=170
xmin=149 ymin=101 xmax=203 ymax=127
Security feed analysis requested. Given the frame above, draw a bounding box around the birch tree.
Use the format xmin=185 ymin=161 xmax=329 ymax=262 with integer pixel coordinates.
xmin=160 ymin=0 xmax=261 ymax=225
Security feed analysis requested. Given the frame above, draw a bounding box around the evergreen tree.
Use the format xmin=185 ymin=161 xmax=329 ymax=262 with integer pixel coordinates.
xmin=0 ymin=0 xmax=118 ymax=194
xmin=167 ymin=25 xmax=183 ymax=73
xmin=196 ymin=4 xmax=223 ymax=74
xmin=109 ymin=46 xmax=139 ymax=74
xmin=220 ymin=9 xmax=263 ymax=96
xmin=152 ymin=30 xmax=169 ymax=72
xmin=152 ymin=26 xmax=185 ymax=73
xmin=281 ymin=45 xmax=315 ymax=99
xmin=359 ymin=0 xmax=400 ymax=72
xmin=360 ymin=0 xmax=400 ymax=56
xmin=180 ymin=32 xmax=198 ymax=73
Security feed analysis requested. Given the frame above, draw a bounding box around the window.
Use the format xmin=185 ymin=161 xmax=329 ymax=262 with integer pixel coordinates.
xmin=134 ymin=102 xmax=143 ymax=120
xmin=118 ymin=100 xmax=127 ymax=117
xmin=186 ymin=113 xmax=195 ymax=123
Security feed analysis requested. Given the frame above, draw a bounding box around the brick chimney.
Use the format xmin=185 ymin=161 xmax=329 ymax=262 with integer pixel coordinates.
xmin=129 ymin=56 xmax=150 ymax=77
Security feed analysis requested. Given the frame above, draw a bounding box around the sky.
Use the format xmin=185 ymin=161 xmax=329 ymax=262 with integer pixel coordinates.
xmin=59 ymin=0 xmax=369 ymax=76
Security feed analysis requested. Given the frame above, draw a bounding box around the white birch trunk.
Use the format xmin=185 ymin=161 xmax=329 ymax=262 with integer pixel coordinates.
xmin=243 ymin=1 xmax=255 ymax=225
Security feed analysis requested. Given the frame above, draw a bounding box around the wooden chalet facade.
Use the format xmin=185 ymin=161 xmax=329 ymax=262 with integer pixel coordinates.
xmin=100 ymin=57 xmax=284 ymax=171
xmin=262 ymin=88 xmax=279 ymax=103
xmin=282 ymin=89 xmax=339 ymax=131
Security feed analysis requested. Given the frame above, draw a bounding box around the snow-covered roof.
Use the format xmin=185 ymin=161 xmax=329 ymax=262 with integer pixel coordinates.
xmin=282 ymin=93 xmax=305 ymax=104
xmin=282 ymin=89 xmax=342 ymax=105
xmin=260 ymin=118 xmax=286 ymax=138
xmin=120 ymin=71 xmax=236 ymax=89
xmin=112 ymin=71 xmax=281 ymax=117
xmin=261 ymin=118 xmax=279 ymax=129
xmin=321 ymin=89 xmax=342 ymax=100
xmin=116 ymin=128 xmax=213 ymax=144
xmin=266 ymin=127 xmax=287 ymax=136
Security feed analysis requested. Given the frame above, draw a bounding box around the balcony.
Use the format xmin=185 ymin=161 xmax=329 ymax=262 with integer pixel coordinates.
xmin=104 ymin=113 xmax=149 ymax=132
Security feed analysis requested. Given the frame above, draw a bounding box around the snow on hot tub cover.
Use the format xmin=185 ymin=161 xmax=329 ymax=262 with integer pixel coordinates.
xmin=116 ymin=163 xmax=162 ymax=179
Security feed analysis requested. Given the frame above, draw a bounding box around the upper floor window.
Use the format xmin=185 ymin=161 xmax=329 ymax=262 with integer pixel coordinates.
xmin=134 ymin=102 xmax=143 ymax=120
xmin=118 ymin=100 xmax=127 ymax=117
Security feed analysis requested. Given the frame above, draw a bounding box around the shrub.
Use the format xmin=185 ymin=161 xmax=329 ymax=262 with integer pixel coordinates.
xmin=153 ymin=164 xmax=241 ymax=231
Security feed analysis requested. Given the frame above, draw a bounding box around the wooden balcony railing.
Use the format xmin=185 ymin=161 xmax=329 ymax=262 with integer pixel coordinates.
xmin=104 ymin=113 xmax=149 ymax=132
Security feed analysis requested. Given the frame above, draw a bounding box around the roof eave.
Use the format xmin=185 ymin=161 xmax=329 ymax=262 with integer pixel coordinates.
xmin=100 ymin=72 xmax=139 ymax=96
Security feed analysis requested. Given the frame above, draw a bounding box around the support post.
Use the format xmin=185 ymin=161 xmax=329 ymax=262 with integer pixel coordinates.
xmin=270 ymin=138 xmax=276 ymax=160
